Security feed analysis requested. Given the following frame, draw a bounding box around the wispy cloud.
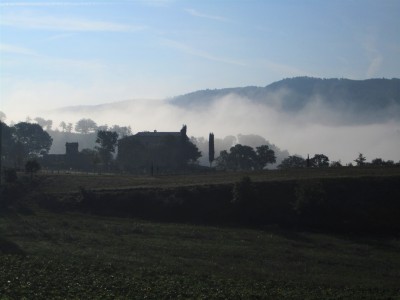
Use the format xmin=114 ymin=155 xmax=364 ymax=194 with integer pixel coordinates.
xmin=185 ymin=8 xmax=228 ymax=22
xmin=161 ymin=39 xmax=246 ymax=66
xmin=0 ymin=2 xmax=112 ymax=7
xmin=136 ymin=0 xmax=175 ymax=7
xmin=0 ymin=43 xmax=36 ymax=56
xmin=0 ymin=13 xmax=145 ymax=32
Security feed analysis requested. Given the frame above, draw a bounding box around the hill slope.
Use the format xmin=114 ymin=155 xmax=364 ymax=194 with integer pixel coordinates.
xmin=170 ymin=77 xmax=400 ymax=124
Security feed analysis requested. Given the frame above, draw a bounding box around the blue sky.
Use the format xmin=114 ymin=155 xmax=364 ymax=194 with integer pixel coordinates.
xmin=1 ymin=0 xmax=400 ymax=118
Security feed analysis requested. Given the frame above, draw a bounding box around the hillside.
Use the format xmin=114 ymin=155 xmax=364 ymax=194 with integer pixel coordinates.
xmin=170 ymin=77 xmax=400 ymax=124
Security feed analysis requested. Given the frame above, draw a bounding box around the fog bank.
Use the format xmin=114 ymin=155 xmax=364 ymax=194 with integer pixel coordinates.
xmin=4 ymin=94 xmax=400 ymax=164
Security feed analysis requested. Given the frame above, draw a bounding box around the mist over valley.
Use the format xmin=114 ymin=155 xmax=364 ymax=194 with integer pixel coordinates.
xmin=37 ymin=77 xmax=400 ymax=164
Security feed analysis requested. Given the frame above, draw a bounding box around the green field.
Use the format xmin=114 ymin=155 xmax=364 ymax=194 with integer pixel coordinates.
xmin=1 ymin=168 xmax=400 ymax=299
xmin=38 ymin=166 xmax=400 ymax=193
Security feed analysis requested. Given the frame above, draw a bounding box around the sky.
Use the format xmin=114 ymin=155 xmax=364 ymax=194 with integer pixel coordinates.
xmin=1 ymin=0 xmax=400 ymax=162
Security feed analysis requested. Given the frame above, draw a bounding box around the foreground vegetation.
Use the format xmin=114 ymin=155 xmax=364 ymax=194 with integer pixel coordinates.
xmin=1 ymin=168 xmax=400 ymax=298
xmin=1 ymin=211 xmax=400 ymax=299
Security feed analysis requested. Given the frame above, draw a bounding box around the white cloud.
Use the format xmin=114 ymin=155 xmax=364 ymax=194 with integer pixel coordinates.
xmin=137 ymin=0 xmax=175 ymax=7
xmin=0 ymin=2 xmax=112 ymax=7
xmin=0 ymin=43 xmax=36 ymax=56
xmin=185 ymin=8 xmax=228 ymax=22
xmin=0 ymin=13 xmax=145 ymax=32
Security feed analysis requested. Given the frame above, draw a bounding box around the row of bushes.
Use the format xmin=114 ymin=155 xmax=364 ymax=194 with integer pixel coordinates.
xmin=34 ymin=175 xmax=400 ymax=234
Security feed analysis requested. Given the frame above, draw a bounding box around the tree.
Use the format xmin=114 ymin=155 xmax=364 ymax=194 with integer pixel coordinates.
xmin=25 ymin=159 xmax=41 ymax=180
xmin=354 ymin=153 xmax=366 ymax=166
xmin=215 ymin=144 xmax=276 ymax=171
xmin=75 ymin=118 xmax=97 ymax=134
xmin=371 ymin=158 xmax=394 ymax=167
xmin=95 ymin=130 xmax=118 ymax=167
xmin=97 ymin=124 xmax=108 ymax=131
xmin=230 ymin=144 xmax=258 ymax=170
xmin=330 ymin=160 xmax=342 ymax=167
xmin=209 ymin=133 xmax=215 ymax=167
xmin=371 ymin=158 xmax=385 ymax=166
xmin=310 ymin=154 xmax=329 ymax=168
xmin=181 ymin=138 xmax=201 ymax=165
xmin=59 ymin=121 xmax=67 ymax=132
xmin=66 ymin=123 xmax=73 ymax=133
xmin=0 ymin=122 xmax=15 ymax=168
xmin=13 ymin=122 xmax=53 ymax=158
xmin=110 ymin=125 xmax=132 ymax=138
xmin=277 ymin=156 xmax=306 ymax=169
xmin=255 ymin=145 xmax=276 ymax=169
xmin=34 ymin=117 xmax=53 ymax=131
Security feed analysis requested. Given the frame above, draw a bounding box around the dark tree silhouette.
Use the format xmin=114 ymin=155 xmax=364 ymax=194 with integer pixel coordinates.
xmin=255 ymin=145 xmax=276 ymax=169
xmin=330 ymin=160 xmax=342 ymax=167
xmin=277 ymin=156 xmax=306 ymax=169
xmin=216 ymin=144 xmax=276 ymax=171
xmin=209 ymin=133 xmax=215 ymax=167
xmin=95 ymin=130 xmax=118 ymax=167
xmin=310 ymin=154 xmax=329 ymax=167
xmin=13 ymin=122 xmax=53 ymax=158
xmin=354 ymin=153 xmax=366 ymax=166
xmin=0 ymin=122 xmax=15 ymax=169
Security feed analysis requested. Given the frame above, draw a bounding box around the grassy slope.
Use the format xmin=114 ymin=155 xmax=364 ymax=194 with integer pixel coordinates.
xmin=1 ymin=168 xmax=400 ymax=298
xmin=1 ymin=211 xmax=400 ymax=299
xmin=39 ymin=166 xmax=400 ymax=193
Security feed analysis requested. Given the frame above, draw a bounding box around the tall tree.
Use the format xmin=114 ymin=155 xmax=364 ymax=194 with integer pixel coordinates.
xmin=0 ymin=122 xmax=14 ymax=168
xmin=229 ymin=144 xmax=258 ymax=170
xmin=208 ymin=133 xmax=215 ymax=167
xmin=310 ymin=154 xmax=329 ymax=167
xmin=75 ymin=118 xmax=97 ymax=134
xmin=95 ymin=130 xmax=118 ymax=167
xmin=354 ymin=153 xmax=366 ymax=166
xmin=255 ymin=145 xmax=276 ymax=169
xmin=13 ymin=122 xmax=53 ymax=158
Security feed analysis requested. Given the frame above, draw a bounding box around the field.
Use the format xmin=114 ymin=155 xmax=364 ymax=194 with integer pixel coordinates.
xmin=38 ymin=166 xmax=400 ymax=193
xmin=1 ymin=167 xmax=400 ymax=299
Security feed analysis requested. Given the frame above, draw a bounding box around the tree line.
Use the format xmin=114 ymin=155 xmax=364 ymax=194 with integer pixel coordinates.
xmin=1 ymin=111 xmax=399 ymax=177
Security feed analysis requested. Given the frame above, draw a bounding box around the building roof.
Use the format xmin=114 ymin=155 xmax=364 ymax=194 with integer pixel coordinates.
xmin=134 ymin=131 xmax=181 ymax=137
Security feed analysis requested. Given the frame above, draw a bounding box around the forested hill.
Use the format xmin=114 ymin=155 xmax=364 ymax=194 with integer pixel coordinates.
xmin=170 ymin=77 xmax=400 ymax=124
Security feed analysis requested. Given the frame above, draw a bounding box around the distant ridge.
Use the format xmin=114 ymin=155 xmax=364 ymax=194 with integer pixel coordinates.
xmin=170 ymin=77 xmax=400 ymax=124
xmin=171 ymin=77 xmax=400 ymax=109
xmin=52 ymin=77 xmax=400 ymax=125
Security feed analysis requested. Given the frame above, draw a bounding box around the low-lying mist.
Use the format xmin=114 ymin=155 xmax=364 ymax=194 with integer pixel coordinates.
xmin=7 ymin=93 xmax=400 ymax=164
